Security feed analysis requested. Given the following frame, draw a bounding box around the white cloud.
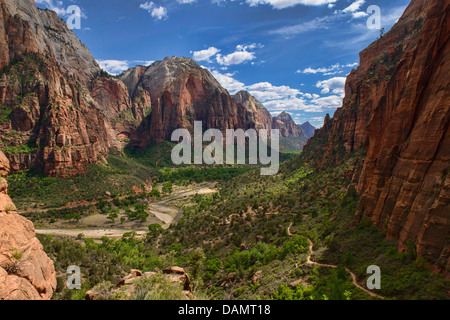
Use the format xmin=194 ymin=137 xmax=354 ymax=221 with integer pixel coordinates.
xmin=139 ymin=1 xmax=168 ymax=21
xmin=35 ymin=0 xmax=67 ymax=16
xmin=316 ymin=77 xmax=346 ymax=95
xmin=297 ymin=63 xmax=358 ymax=75
xmin=96 ymin=59 xmax=154 ymax=75
xmin=309 ymin=116 xmax=326 ymax=128
xmin=342 ymin=0 xmax=365 ymax=13
xmin=247 ymin=82 xmax=300 ymax=102
xmin=97 ymin=60 xmax=130 ymax=75
xmin=216 ymin=44 xmax=260 ymax=66
xmin=383 ymin=5 xmax=409 ymax=26
xmin=206 ymin=69 xmax=344 ymax=114
xmin=338 ymin=0 xmax=369 ymax=19
xmin=35 ymin=0 xmax=88 ymax=19
xmin=269 ymin=17 xmax=328 ymax=36
xmin=245 ymin=0 xmax=336 ymax=10
xmin=191 ymin=47 xmax=221 ymax=62
xmin=135 ymin=60 xmax=155 ymax=66
xmin=210 ymin=70 xmax=246 ymax=93
xmin=177 ymin=0 xmax=197 ymax=3
xmin=352 ymin=11 xmax=368 ymax=19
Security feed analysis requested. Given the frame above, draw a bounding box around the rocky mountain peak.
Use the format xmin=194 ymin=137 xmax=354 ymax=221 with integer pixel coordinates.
xmin=275 ymin=112 xmax=293 ymax=122
xmin=121 ymin=56 xmax=222 ymax=100
xmin=300 ymin=122 xmax=316 ymax=138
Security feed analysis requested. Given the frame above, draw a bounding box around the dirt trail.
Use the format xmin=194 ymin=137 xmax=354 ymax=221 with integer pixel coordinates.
xmin=287 ymin=223 xmax=384 ymax=299
xmin=305 ymin=239 xmax=384 ymax=299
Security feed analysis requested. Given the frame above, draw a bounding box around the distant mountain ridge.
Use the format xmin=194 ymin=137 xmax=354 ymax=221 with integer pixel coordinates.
xmin=299 ymin=122 xmax=315 ymax=138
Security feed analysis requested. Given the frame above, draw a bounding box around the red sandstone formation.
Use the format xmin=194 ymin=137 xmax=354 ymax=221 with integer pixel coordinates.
xmin=304 ymin=0 xmax=449 ymax=267
xmin=0 ymin=151 xmax=56 ymax=300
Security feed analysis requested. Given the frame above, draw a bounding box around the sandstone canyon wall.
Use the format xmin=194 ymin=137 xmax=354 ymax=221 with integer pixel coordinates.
xmin=304 ymin=0 xmax=449 ymax=268
xmin=0 ymin=0 xmax=150 ymax=176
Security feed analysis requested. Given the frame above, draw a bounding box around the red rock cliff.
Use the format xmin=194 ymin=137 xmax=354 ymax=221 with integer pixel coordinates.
xmin=0 ymin=0 xmax=150 ymax=176
xmin=304 ymin=0 xmax=449 ymax=267
xmin=120 ymin=57 xmax=274 ymax=144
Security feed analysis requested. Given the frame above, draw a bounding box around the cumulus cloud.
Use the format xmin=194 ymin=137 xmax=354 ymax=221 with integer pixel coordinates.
xmin=140 ymin=1 xmax=168 ymax=21
xmin=204 ymin=68 xmax=345 ymax=115
xmin=191 ymin=47 xmax=221 ymax=62
xmin=339 ymin=0 xmax=369 ymax=19
xmin=209 ymin=70 xmax=246 ymax=93
xmin=316 ymin=77 xmax=346 ymax=95
xmin=96 ymin=59 xmax=154 ymax=75
xmin=245 ymin=0 xmax=337 ymax=10
xmin=216 ymin=44 xmax=260 ymax=66
xmin=177 ymin=0 xmax=197 ymax=3
xmin=35 ymin=0 xmax=67 ymax=16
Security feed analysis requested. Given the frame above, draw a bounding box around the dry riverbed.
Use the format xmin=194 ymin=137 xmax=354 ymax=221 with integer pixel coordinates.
xmin=35 ymin=183 xmax=217 ymax=239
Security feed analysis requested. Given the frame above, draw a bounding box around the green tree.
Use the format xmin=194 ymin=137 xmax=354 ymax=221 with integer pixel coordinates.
xmin=188 ymin=248 xmax=206 ymax=284
xmin=148 ymin=224 xmax=163 ymax=237
xmin=162 ymin=182 xmax=173 ymax=194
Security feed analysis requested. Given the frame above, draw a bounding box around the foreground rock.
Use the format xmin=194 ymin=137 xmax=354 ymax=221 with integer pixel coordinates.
xmin=86 ymin=267 xmax=191 ymax=300
xmin=0 ymin=151 xmax=56 ymax=300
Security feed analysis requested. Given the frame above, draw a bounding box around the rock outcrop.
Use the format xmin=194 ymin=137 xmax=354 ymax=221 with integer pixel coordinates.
xmin=272 ymin=112 xmax=307 ymax=138
xmin=85 ymin=267 xmax=191 ymax=300
xmin=1 ymin=0 xmax=296 ymax=174
xmin=304 ymin=0 xmax=450 ymax=267
xmin=0 ymin=151 xmax=56 ymax=300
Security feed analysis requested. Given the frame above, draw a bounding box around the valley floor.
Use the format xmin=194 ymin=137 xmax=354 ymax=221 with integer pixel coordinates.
xmin=33 ymin=184 xmax=218 ymax=239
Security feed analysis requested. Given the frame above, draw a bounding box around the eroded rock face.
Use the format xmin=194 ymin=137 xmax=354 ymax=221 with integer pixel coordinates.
xmin=1 ymin=0 xmax=279 ymax=173
xmin=0 ymin=0 xmax=149 ymax=176
xmin=357 ymin=0 xmax=450 ymax=269
xmin=0 ymin=151 xmax=56 ymax=300
xmin=120 ymin=57 xmax=273 ymax=144
xmin=232 ymin=91 xmax=273 ymax=132
xmin=304 ymin=0 xmax=450 ymax=267
xmin=272 ymin=112 xmax=307 ymax=138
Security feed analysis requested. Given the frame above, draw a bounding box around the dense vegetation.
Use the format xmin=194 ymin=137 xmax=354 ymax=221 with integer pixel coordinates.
xmin=35 ymin=145 xmax=449 ymax=300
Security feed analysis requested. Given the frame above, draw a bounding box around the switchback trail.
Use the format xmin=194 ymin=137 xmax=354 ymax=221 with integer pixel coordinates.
xmin=287 ymin=222 xmax=384 ymax=299
xmin=305 ymin=239 xmax=385 ymax=299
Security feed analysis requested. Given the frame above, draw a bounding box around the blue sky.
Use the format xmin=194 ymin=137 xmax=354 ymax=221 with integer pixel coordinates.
xmin=35 ymin=0 xmax=410 ymax=128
